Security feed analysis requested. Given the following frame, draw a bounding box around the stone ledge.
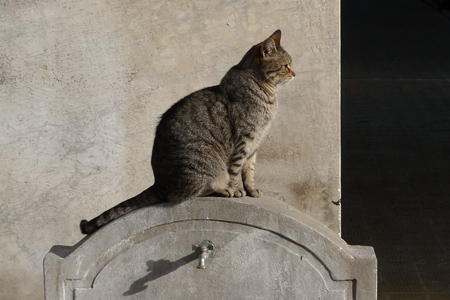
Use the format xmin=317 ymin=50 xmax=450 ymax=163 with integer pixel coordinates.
xmin=44 ymin=197 xmax=376 ymax=300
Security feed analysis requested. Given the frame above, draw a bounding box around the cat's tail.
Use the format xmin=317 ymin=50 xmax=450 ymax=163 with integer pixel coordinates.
xmin=79 ymin=185 xmax=164 ymax=235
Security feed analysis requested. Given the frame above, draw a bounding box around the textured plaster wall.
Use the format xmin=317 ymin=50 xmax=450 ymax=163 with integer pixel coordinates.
xmin=0 ymin=0 xmax=340 ymax=299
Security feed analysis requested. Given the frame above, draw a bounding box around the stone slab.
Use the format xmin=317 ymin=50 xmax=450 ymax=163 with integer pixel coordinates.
xmin=44 ymin=197 xmax=376 ymax=300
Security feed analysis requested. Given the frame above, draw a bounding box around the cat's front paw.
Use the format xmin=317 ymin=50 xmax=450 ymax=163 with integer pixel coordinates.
xmin=246 ymin=188 xmax=263 ymax=198
xmin=215 ymin=187 xmax=235 ymax=198
xmin=233 ymin=187 xmax=246 ymax=198
xmin=213 ymin=187 xmax=246 ymax=198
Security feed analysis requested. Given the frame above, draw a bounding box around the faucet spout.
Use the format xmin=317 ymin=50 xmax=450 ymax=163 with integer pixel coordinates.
xmin=194 ymin=240 xmax=215 ymax=269
xmin=197 ymin=247 xmax=209 ymax=269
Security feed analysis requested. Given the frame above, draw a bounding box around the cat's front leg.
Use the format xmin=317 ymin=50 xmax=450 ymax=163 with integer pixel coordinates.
xmin=228 ymin=150 xmax=247 ymax=198
xmin=228 ymin=175 xmax=246 ymax=198
xmin=242 ymin=152 xmax=262 ymax=198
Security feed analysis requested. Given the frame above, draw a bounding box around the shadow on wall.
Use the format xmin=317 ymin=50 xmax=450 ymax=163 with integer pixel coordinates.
xmin=123 ymin=252 xmax=198 ymax=296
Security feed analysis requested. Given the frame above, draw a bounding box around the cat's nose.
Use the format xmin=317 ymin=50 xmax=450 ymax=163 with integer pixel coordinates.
xmin=291 ymin=70 xmax=296 ymax=77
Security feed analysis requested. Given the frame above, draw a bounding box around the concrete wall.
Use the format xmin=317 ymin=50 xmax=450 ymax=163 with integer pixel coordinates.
xmin=0 ymin=1 xmax=340 ymax=299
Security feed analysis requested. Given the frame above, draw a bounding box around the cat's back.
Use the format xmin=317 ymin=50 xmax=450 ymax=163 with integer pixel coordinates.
xmin=157 ymin=85 xmax=229 ymax=135
xmin=160 ymin=85 xmax=225 ymax=122
xmin=152 ymin=85 xmax=231 ymax=156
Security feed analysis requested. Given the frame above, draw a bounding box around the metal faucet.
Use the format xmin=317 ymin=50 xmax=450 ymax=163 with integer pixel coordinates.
xmin=193 ymin=240 xmax=215 ymax=269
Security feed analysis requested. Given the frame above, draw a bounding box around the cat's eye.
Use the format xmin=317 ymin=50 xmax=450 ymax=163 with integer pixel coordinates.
xmin=273 ymin=65 xmax=289 ymax=73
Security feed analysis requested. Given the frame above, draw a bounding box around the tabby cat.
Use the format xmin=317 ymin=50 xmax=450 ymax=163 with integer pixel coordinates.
xmin=80 ymin=30 xmax=295 ymax=234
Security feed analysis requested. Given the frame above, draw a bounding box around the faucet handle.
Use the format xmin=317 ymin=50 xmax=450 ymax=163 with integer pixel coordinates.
xmin=193 ymin=240 xmax=215 ymax=252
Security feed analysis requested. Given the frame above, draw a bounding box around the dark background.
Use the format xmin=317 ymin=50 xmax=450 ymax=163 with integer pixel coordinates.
xmin=341 ymin=0 xmax=450 ymax=298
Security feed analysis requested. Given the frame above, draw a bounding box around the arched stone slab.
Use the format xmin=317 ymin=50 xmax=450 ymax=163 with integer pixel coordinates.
xmin=44 ymin=197 xmax=376 ymax=299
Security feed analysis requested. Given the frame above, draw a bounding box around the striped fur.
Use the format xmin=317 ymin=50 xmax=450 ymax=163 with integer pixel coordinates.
xmin=80 ymin=30 xmax=295 ymax=234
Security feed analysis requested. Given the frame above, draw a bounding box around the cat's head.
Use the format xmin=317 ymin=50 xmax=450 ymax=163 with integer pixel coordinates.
xmin=239 ymin=30 xmax=295 ymax=86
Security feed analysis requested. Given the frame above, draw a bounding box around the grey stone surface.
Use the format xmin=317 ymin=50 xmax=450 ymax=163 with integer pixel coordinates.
xmin=44 ymin=197 xmax=376 ymax=300
xmin=1 ymin=0 xmax=340 ymax=298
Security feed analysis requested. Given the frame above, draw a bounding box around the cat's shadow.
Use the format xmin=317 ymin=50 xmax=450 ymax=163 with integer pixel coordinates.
xmin=123 ymin=251 xmax=198 ymax=296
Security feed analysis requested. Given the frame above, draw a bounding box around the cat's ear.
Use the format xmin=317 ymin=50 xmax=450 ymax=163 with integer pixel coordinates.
xmin=270 ymin=29 xmax=281 ymax=46
xmin=260 ymin=38 xmax=277 ymax=58
xmin=260 ymin=30 xmax=281 ymax=58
